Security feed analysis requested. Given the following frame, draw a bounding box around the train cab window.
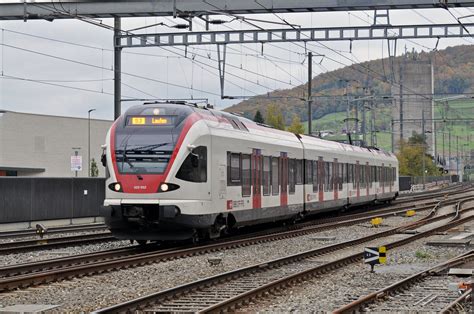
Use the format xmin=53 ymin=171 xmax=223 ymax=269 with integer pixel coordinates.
xmin=312 ymin=160 xmax=318 ymax=193
xmin=263 ymin=156 xmax=271 ymax=196
xmin=272 ymin=157 xmax=279 ymax=195
xmin=227 ymin=153 xmax=241 ymax=185
xmin=289 ymin=159 xmax=296 ymax=194
xmin=242 ymin=154 xmax=251 ymax=197
xmin=176 ymin=146 xmax=207 ymax=182
xmin=305 ymin=160 xmax=313 ymax=185
xmin=295 ymin=160 xmax=303 ymax=185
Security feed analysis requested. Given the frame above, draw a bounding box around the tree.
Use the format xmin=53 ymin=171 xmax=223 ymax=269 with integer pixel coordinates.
xmin=90 ymin=158 xmax=99 ymax=177
xmin=287 ymin=115 xmax=305 ymax=134
xmin=396 ymin=132 xmax=439 ymax=177
xmin=253 ymin=110 xmax=264 ymax=123
xmin=266 ymin=104 xmax=285 ymax=130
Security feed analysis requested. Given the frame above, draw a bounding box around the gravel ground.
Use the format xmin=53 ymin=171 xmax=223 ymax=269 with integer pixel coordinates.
xmin=0 ymin=212 xmax=422 ymax=312
xmin=0 ymin=240 xmax=132 ymax=267
xmin=240 ymin=230 xmax=473 ymax=312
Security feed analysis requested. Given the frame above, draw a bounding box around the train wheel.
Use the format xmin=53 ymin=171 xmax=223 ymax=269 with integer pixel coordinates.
xmin=137 ymin=240 xmax=148 ymax=246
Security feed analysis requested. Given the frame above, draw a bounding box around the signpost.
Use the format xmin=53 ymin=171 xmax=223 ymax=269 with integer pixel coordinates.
xmin=71 ymin=148 xmax=83 ymax=177
xmin=364 ymin=246 xmax=387 ymax=272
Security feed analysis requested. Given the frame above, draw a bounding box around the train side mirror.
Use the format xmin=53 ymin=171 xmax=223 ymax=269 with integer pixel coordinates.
xmin=101 ymin=153 xmax=107 ymax=167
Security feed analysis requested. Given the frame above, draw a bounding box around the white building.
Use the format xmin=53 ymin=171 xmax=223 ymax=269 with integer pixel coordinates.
xmin=0 ymin=110 xmax=112 ymax=177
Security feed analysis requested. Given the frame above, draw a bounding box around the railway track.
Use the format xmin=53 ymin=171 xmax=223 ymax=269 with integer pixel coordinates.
xmin=0 ymin=183 xmax=470 ymax=256
xmin=0 ymin=232 xmax=116 ymax=254
xmin=334 ymin=250 xmax=474 ymax=313
xmin=0 ymin=192 xmax=464 ymax=293
xmin=94 ymin=198 xmax=474 ymax=313
xmin=0 ymin=223 xmax=107 ymax=239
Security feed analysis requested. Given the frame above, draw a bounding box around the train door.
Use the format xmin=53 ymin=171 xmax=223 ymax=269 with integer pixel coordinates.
xmin=356 ymin=161 xmax=360 ymax=198
xmin=252 ymin=149 xmax=262 ymax=209
xmin=280 ymin=152 xmax=288 ymax=206
xmin=333 ymin=159 xmax=338 ymax=201
xmin=318 ymin=157 xmax=324 ymax=202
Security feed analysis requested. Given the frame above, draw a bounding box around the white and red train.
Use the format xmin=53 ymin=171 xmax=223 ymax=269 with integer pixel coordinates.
xmin=101 ymin=103 xmax=399 ymax=242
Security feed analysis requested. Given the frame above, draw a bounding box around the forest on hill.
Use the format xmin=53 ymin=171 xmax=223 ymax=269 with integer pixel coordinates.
xmin=224 ymin=45 xmax=474 ymax=127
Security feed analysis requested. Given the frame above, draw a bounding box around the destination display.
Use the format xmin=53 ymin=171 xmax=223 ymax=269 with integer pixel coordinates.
xmin=127 ymin=116 xmax=175 ymax=126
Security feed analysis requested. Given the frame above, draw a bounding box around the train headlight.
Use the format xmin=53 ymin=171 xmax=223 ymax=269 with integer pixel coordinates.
xmin=160 ymin=183 xmax=169 ymax=192
xmin=158 ymin=182 xmax=179 ymax=193
xmin=108 ymin=182 xmax=123 ymax=192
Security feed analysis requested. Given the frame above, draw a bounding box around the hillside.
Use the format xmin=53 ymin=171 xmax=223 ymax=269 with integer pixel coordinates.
xmin=224 ymin=45 xmax=474 ymax=126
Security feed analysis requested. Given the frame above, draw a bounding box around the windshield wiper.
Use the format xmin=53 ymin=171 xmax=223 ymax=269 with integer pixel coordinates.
xmin=128 ymin=142 xmax=171 ymax=151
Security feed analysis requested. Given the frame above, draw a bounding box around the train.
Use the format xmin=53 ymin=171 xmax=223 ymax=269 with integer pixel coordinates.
xmin=101 ymin=102 xmax=399 ymax=243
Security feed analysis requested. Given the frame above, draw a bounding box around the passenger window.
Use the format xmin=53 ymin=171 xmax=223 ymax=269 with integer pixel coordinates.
xmin=176 ymin=146 xmax=207 ymax=183
xmin=339 ymin=163 xmax=343 ymax=190
xmin=242 ymin=154 xmax=251 ymax=197
xmin=312 ymin=160 xmax=318 ymax=193
xmin=227 ymin=152 xmax=241 ymax=185
xmin=272 ymin=157 xmax=279 ymax=195
xmin=289 ymin=159 xmax=296 ymax=194
xmin=295 ymin=160 xmax=303 ymax=185
xmin=305 ymin=160 xmax=313 ymax=185
xmin=263 ymin=156 xmax=271 ymax=196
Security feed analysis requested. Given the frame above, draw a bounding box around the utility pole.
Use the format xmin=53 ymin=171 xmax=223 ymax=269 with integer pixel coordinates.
xmin=88 ymin=108 xmax=96 ymax=177
xmin=399 ymin=60 xmax=404 ymax=144
xmin=391 ymin=119 xmax=395 ymax=153
xmin=370 ymin=93 xmax=376 ymax=146
xmin=422 ymin=109 xmax=426 ymax=190
xmin=114 ymin=17 xmax=122 ymax=120
xmin=449 ymin=129 xmax=452 ymax=174
xmin=456 ymin=136 xmax=459 ymax=177
xmin=307 ymin=52 xmax=313 ymax=135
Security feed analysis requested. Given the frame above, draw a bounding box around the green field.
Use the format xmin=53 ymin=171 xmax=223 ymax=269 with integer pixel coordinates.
xmin=300 ymin=100 xmax=473 ymax=154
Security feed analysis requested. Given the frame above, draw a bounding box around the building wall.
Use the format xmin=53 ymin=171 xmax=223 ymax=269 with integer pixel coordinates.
xmin=0 ymin=111 xmax=112 ymax=177
xmin=391 ymin=58 xmax=434 ymax=155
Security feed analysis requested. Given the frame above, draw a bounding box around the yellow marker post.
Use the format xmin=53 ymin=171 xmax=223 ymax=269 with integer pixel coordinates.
xmin=406 ymin=210 xmax=416 ymax=217
xmin=378 ymin=246 xmax=387 ymax=264
xmin=371 ymin=217 xmax=383 ymax=227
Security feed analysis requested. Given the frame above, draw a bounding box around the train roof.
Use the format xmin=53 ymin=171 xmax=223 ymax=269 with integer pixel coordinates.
xmin=129 ymin=103 xmax=397 ymax=162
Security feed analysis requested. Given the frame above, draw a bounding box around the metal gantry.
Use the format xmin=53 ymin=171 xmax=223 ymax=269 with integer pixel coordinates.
xmin=2 ymin=0 xmax=474 ymax=122
xmin=115 ymin=23 xmax=474 ymax=48
xmin=2 ymin=0 xmax=474 ymax=20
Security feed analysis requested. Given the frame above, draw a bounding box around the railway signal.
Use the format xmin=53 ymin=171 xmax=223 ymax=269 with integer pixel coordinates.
xmin=364 ymin=246 xmax=387 ymax=272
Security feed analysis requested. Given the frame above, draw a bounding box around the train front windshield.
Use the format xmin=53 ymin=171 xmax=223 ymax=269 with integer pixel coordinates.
xmin=114 ymin=106 xmax=193 ymax=174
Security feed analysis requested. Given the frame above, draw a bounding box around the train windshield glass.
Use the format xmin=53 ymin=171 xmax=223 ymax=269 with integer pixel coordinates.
xmin=114 ymin=105 xmax=193 ymax=174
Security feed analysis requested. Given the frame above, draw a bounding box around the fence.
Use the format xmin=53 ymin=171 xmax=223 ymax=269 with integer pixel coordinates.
xmin=400 ymin=175 xmax=458 ymax=192
xmin=0 ymin=178 xmax=105 ymax=224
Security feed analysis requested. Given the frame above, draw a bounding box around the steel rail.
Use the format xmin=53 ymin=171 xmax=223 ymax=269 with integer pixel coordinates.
xmin=94 ymin=198 xmax=474 ymax=313
xmin=0 ymin=194 xmax=461 ymax=292
xmin=0 ymin=200 xmax=437 ymax=292
xmin=335 ymin=252 xmax=474 ymax=313
xmin=333 ymin=198 xmax=474 ymax=313
xmin=0 ymin=232 xmax=116 ymax=254
xmin=441 ymin=288 xmax=473 ymax=313
xmin=0 ymin=223 xmax=107 ymax=239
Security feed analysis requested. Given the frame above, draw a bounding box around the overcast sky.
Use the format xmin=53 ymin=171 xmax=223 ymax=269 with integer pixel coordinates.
xmin=1 ymin=4 xmax=474 ymax=120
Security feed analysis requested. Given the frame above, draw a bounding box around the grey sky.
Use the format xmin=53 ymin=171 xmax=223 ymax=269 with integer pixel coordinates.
xmin=0 ymin=6 xmax=474 ymax=120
